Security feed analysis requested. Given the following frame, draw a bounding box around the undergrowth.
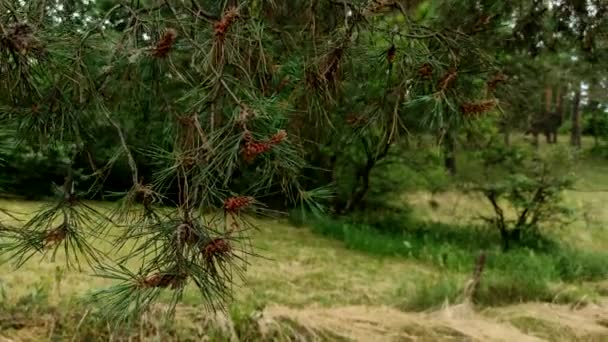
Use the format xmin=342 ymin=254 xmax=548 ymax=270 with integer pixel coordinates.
xmin=0 ymin=283 xmax=246 ymax=341
xmin=298 ymin=212 xmax=608 ymax=309
xmin=0 ymin=283 xmax=346 ymax=342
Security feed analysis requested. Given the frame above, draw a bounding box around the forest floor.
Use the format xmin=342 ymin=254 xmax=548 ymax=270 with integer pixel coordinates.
xmin=1 ymin=197 xmax=607 ymax=341
xmin=1 ymin=136 xmax=608 ymax=341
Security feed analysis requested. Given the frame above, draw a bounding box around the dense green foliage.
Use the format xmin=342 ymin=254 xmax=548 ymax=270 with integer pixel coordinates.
xmin=307 ymin=214 xmax=608 ymax=308
xmin=0 ymin=0 xmax=607 ymax=329
xmin=470 ymin=144 xmax=575 ymax=249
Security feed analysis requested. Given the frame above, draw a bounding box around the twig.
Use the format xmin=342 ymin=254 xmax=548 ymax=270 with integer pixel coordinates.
xmin=211 ymin=67 xmax=244 ymax=108
xmin=71 ymin=309 xmax=91 ymax=342
xmin=100 ymin=108 xmax=139 ymax=186
xmin=463 ymin=252 xmax=486 ymax=303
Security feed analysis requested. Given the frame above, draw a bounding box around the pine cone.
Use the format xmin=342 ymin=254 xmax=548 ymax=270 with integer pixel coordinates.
xmin=461 ymin=99 xmax=498 ymax=117
xmin=224 ymin=196 xmax=254 ymax=212
xmin=269 ymin=130 xmax=288 ymax=145
xmin=214 ymin=7 xmax=240 ymax=41
xmin=418 ymin=63 xmax=433 ymax=78
xmin=140 ymin=272 xmax=186 ymax=289
xmin=437 ymin=68 xmax=458 ymax=91
xmin=152 ymin=28 xmax=177 ymax=58
xmin=2 ymin=22 xmax=44 ymax=56
xmin=201 ymin=238 xmax=232 ymax=263
xmin=44 ymin=226 xmax=67 ymax=247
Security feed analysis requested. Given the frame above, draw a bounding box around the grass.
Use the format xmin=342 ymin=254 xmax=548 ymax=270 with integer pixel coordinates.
xmin=0 ymin=133 xmax=607 ymax=340
xmin=0 ymin=203 xmax=433 ymax=309
xmin=0 ymin=201 xmax=445 ymax=340
xmin=307 ymin=214 xmax=608 ymax=307
xmin=297 ymin=133 xmax=608 ymax=310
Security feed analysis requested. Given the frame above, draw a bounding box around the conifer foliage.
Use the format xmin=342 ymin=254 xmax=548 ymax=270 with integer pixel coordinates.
xmin=0 ymin=0 xmax=535 ymax=323
xmin=0 ymin=0 xmax=305 ymax=322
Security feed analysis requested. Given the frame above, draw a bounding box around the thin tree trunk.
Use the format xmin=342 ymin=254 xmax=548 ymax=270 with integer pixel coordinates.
xmin=501 ymin=117 xmax=511 ymax=146
xmin=571 ymin=83 xmax=582 ymax=148
xmin=589 ymin=80 xmax=600 ymax=147
xmin=443 ymin=131 xmax=456 ymax=175
xmin=593 ymin=107 xmax=599 ymax=147
xmin=556 ymin=86 xmax=565 ymax=122
xmin=545 ymin=86 xmax=553 ymax=114
xmin=554 ymin=86 xmax=565 ymax=144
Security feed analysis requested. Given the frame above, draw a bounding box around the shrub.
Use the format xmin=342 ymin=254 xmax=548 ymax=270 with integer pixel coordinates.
xmin=343 ymin=204 xmax=417 ymax=235
xmin=0 ymin=143 xmax=86 ymax=200
xmin=469 ymin=144 xmax=575 ymax=250
xmin=307 ymin=215 xmax=608 ymax=307
xmin=399 ymin=275 xmax=463 ymax=311
xmin=555 ymin=248 xmax=608 ymax=282
xmin=474 ymin=271 xmax=554 ymax=306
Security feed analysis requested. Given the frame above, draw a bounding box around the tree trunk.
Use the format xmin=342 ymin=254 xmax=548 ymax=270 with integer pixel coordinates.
xmin=593 ymin=110 xmax=599 ymax=147
xmin=554 ymin=86 xmax=565 ymax=144
xmin=589 ymin=80 xmax=600 ymax=147
xmin=500 ymin=228 xmax=510 ymax=251
xmin=343 ymin=160 xmax=374 ymax=213
xmin=342 ymin=140 xmax=392 ymax=214
xmin=545 ymin=86 xmax=553 ymax=114
xmin=571 ymin=84 xmax=582 ymax=148
xmin=556 ymin=86 xmax=565 ymax=122
xmin=501 ymin=118 xmax=511 ymax=146
xmin=443 ymin=131 xmax=457 ymax=175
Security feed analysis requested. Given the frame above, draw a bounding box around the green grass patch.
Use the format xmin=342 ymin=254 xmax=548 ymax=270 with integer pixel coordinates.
xmin=305 ymin=214 xmax=608 ymax=308
xmin=397 ymin=275 xmax=463 ymax=311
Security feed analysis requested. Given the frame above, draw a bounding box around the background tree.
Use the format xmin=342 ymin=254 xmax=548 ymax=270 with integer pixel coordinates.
xmin=571 ymin=81 xmax=583 ymax=147
xmin=0 ymin=0 xmax=607 ymax=327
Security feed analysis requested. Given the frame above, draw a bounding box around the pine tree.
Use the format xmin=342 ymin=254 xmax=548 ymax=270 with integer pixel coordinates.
xmin=0 ymin=0 xmax=307 ymax=323
xmin=2 ymin=0 xmax=589 ymax=325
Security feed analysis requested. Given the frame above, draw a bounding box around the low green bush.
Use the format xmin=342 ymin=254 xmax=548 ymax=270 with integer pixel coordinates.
xmin=474 ymin=271 xmax=554 ymax=306
xmin=308 ymin=214 xmax=608 ymax=307
xmin=555 ymin=248 xmax=608 ymax=282
xmin=398 ymin=275 xmax=463 ymax=311
xmin=468 ymin=144 xmax=575 ymax=250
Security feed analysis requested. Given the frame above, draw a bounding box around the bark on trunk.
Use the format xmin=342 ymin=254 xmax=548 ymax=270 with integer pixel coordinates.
xmin=593 ymin=109 xmax=599 ymax=147
xmin=443 ymin=132 xmax=456 ymax=175
xmin=571 ymin=84 xmax=582 ymax=148
xmin=556 ymin=86 xmax=565 ymax=122
xmin=589 ymin=80 xmax=600 ymax=147
xmin=342 ymin=141 xmax=392 ymax=214
xmin=545 ymin=86 xmax=553 ymax=114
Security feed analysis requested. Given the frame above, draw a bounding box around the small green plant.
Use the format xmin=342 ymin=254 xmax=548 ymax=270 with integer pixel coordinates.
xmin=308 ymin=213 xmax=608 ymax=309
xmin=472 ymin=145 xmax=575 ymax=250
xmin=399 ymin=275 xmax=462 ymax=311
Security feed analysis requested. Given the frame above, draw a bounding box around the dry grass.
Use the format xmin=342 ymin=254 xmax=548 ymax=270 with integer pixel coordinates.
xmin=404 ymin=188 xmax=608 ymax=252
xmin=2 ymin=138 xmax=608 ymax=341
xmin=0 ymin=199 xmax=606 ymax=341
xmin=252 ymin=301 xmax=608 ymax=341
xmin=486 ymin=300 xmax=608 ymax=341
xmin=0 ymin=200 xmax=435 ymax=310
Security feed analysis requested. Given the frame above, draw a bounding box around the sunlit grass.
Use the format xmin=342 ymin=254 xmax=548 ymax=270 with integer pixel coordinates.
xmin=1 ymin=133 xmax=607 ymax=340
xmin=0 ymin=200 xmax=437 ymax=313
xmin=403 ymin=133 xmax=608 ymax=251
xmin=2 ymin=133 xmax=608 ymax=310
